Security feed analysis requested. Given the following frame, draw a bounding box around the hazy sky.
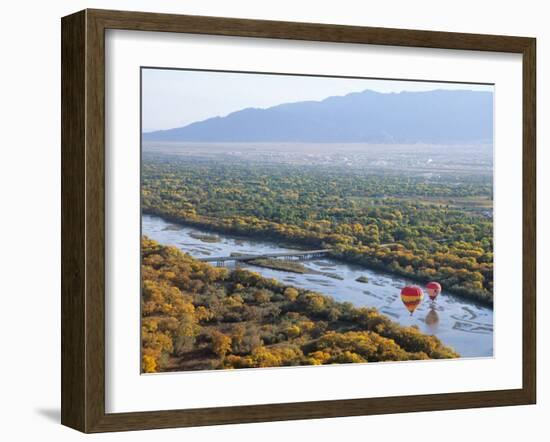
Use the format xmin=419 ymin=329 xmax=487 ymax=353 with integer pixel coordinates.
xmin=142 ymin=68 xmax=493 ymax=132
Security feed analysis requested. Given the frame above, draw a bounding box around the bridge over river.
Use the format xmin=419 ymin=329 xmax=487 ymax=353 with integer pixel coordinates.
xmin=198 ymin=249 xmax=330 ymax=266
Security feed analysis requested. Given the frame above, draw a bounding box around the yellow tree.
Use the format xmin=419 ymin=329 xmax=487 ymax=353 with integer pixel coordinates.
xmin=211 ymin=331 xmax=232 ymax=359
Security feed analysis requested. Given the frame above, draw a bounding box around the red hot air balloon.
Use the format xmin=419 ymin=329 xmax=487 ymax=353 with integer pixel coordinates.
xmin=426 ymin=282 xmax=442 ymax=301
xmin=400 ymin=286 xmax=424 ymax=315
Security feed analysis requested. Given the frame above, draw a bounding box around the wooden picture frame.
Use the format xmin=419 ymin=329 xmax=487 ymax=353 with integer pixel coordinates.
xmin=61 ymin=8 xmax=536 ymax=433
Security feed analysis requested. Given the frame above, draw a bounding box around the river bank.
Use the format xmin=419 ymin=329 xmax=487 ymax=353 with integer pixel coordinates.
xmin=142 ymin=214 xmax=494 ymax=357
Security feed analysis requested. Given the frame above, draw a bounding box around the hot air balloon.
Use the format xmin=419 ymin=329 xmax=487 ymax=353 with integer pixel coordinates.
xmin=426 ymin=281 xmax=442 ymax=301
xmin=400 ymin=286 xmax=424 ymax=315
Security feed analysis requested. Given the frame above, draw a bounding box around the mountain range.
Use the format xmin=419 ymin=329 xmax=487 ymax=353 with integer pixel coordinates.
xmin=142 ymin=89 xmax=493 ymax=144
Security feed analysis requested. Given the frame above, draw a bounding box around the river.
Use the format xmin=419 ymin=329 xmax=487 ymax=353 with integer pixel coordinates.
xmin=143 ymin=214 xmax=493 ymax=358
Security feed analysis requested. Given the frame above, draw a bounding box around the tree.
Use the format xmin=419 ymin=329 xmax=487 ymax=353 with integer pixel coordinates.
xmin=253 ymin=289 xmax=271 ymax=304
xmin=283 ymin=287 xmax=299 ymax=302
xmin=142 ymin=354 xmax=157 ymax=373
xmin=210 ymin=331 xmax=232 ymax=359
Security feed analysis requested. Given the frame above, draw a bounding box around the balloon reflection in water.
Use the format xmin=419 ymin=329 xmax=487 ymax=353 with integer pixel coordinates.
xmin=425 ymin=308 xmax=440 ymax=330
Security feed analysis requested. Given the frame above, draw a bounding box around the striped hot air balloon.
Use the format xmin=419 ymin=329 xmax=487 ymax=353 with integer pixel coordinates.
xmin=400 ymin=286 xmax=423 ymax=315
xmin=426 ymin=281 xmax=442 ymax=301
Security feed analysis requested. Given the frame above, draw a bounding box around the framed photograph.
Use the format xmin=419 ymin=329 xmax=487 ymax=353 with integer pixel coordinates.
xmin=61 ymin=9 xmax=536 ymax=433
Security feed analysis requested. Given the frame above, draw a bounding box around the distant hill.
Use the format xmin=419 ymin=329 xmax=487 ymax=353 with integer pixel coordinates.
xmin=142 ymin=89 xmax=493 ymax=144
